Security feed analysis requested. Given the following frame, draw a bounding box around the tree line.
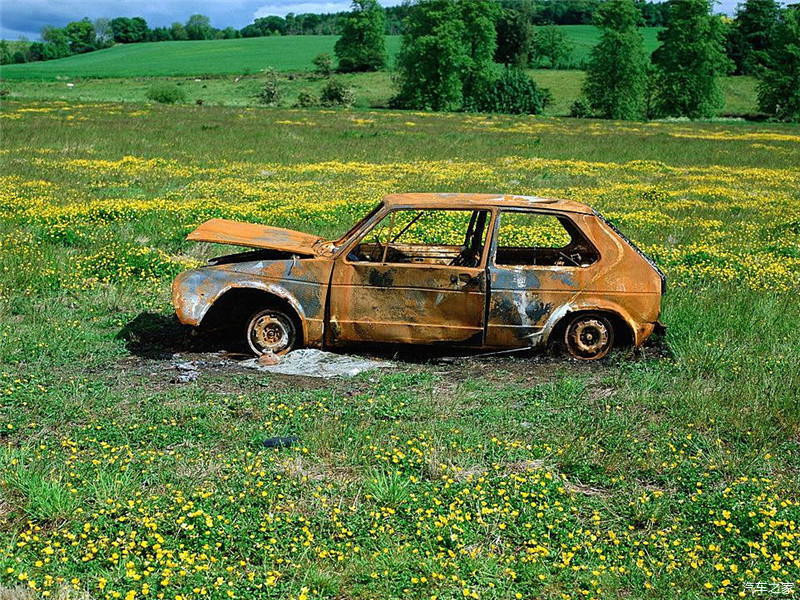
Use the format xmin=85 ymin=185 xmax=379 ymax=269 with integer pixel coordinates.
xmin=334 ymin=0 xmax=797 ymax=122
xmin=1 ymin=0 xmax=797 ymax=122
xmin=1 ymin=0 xmax=668 ymax=65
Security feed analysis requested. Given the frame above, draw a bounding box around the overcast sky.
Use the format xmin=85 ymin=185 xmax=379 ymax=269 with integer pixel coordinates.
xmin=1 ymin=0 xmax=741 ymax=41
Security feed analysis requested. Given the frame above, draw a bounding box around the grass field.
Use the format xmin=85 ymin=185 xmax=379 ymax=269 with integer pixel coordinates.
xmin=0 ymin=36 xmax=402 ymax=80
xmin=1 ymin=71 xmax=759 ymax=117
xmin=1 ymin=99 xmax=799 ymax=600
xmin=0 ymin=27 xmax=661 ymax=80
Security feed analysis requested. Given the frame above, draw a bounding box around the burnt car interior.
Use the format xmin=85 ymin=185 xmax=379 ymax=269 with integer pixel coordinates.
xmin=348 ymin=209 xmax=490 ymax=267
xmin=494 ymin=211 xmax=600 ymax=267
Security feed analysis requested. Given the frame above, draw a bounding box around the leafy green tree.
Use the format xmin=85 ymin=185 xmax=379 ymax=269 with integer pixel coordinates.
xmin=495 ymin=5 xmax=535 ymax=67
xmin=532 ymin=25 xmax=571 ymax=68
xmin=757 ymin=7 xmax=800 ymax=122
xmin=652 ymin=0 xmax=732 ymax=118
xmin=66 ymin=18 xmax=96 ymax=54
xmin=583 ymin=0 xmax=648 ymax=119
xmin=0 ymin=41 xmax=12 ymax=65
xmin=460 ymin=0 xmax=501 ymax=95
xmin=110 ymin=17 xmax=148 ymax=43
xmin=170 ymin=22 xmax=189 ymax=41
xmin=731 ymin=0 xmax=780 ymax=75
xmin=393 ymin=0 xmax=498 ymax=111
xmin=241 ymin=17 xmax=286 ymax=37
xmin=185 ymin=15 xmax=214 ymax=40
xmin=334 ymin=0 xmax=387 ymax=72
xmin=393 ymin=0 xmax=469 ymax=110
xmin=149 ymin=27 xmax=173 ymax=41
xmin=41 ymin=26 xmax=71 ymax=59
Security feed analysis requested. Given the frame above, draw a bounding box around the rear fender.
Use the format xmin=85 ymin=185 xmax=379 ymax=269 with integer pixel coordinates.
xmin=540 ymin=300 xmax=642 ymax=347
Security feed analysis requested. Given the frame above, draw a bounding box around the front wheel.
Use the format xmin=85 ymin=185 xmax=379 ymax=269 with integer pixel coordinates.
xmin=245 ymin=308 xmax=298 ymax=355
xmin=563 ymin=313 xmax=614 ymax=360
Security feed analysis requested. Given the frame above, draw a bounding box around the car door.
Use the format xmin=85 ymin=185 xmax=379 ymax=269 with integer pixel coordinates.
xmin=485 ymin=210 xmax=600 ymax=348
xmin=327 ymin=207 xmax=491 ymax=345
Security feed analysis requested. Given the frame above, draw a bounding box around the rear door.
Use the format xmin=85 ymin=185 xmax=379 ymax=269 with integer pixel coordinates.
xmin=486 ymin=210 xmax=600 ymax=348
xmin=328 ymin=208 xmax=491 ymax=345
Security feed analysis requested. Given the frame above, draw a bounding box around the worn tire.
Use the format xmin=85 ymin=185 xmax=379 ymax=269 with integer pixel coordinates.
xmin=563 ymin=313 xmax=614 ymax=360
xmin=245 ymin=308 xmax=298 ymax=355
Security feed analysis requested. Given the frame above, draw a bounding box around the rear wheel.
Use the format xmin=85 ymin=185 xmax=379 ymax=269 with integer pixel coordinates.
xmin=245 ymin=308 xmax=298 ymax=355
xmin=564 ymin=313 xmax=614 ymax=360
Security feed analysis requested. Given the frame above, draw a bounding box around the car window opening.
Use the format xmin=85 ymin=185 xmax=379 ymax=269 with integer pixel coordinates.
xmin=495 ymin=212 xmax=599 ymax=267
xmin=349 ymin=209 xmax=490 ymax=267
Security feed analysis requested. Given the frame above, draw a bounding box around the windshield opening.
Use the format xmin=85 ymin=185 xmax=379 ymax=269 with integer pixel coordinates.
xmin=333 ymin=202 xmax=384 ymax=246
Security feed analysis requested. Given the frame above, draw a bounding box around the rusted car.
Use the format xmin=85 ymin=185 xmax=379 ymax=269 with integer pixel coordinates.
xmin=172 ymin=193 xmax=665 ymax=360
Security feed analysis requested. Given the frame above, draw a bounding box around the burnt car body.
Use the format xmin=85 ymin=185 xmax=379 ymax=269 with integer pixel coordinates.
xmin=173 ymin=193 xmax=665 ymax=360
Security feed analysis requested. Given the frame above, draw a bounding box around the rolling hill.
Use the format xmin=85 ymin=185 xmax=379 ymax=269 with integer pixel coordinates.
xmin=0 ymin=27 xmax=662 ymax=80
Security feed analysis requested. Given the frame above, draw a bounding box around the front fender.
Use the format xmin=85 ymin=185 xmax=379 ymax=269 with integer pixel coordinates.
xmin=172 ymin=268 xmax=308 ymax=339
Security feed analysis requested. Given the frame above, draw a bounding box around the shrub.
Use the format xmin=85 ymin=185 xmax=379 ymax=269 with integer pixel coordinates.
xmin=312 ymin=53 xmax=334 ymax=77
xmin=294 ymin=91 xmax=317 ymax=108
xmin=145 ymin=83 xmax=185 ymax=104
xmin=569 ymin=97 xmax=593 ymax=118
xmin=320 ymin=78 xmax=355 ymax=107
xmin=464 ymin=68 xmax=550 ymax=115
xmin=257 ymin=67 xmax=283 ymax=106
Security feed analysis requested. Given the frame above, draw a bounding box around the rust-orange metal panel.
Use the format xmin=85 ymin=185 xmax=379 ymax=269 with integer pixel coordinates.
xmin=173 ymin=193 xmax=664 ymax=353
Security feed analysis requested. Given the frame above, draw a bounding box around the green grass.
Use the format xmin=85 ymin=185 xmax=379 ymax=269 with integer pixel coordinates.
xmin=1 ymin=70 xmax=759 ymax=116
xmin=0 ymin=26 xmax=661 ymax=81
xmin=0 ymin=35 xmax=403 ymax=80
xmin=0 ymin=99 xmax=798 ymax=599
xmin=555 ymin=23 xmax=662 ymax=62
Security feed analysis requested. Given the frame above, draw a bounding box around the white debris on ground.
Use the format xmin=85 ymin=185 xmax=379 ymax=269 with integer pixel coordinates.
xmin=171 ymin=361 xmax=199 ymax=383
xmin=242 ymin=349 xmax=393 ymax=378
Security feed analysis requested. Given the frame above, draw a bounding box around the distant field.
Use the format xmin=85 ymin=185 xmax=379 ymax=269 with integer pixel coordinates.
xmin=0 ymin=27 xmax=661 ymax=80
xmin=556 ymin=24 xmax=661 ymax=61
xmin=0 ymin=36 xmax=402 ymax=80
xmin=2 ymin=70 xmax=759 ymax=117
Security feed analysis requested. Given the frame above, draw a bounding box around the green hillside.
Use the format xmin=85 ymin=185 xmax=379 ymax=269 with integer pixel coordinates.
xmin=0 ymin=27 xmax=661 ymax=80
xmin=555 ymin=24 xmax=661 ymax=60
xmin=0 ymin=36 xmax=400 ymax=80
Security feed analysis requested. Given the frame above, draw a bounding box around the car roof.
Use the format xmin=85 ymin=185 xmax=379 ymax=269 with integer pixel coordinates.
xmin=382 ymin=193 xmax=595 ymax=215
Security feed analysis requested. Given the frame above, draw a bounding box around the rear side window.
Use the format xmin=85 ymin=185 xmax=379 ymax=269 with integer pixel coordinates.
xmin=495 ymin=211 xmax=599 ymax=267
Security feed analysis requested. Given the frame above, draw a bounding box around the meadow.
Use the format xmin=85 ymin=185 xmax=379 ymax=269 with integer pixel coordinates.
xmin=0 ymin=99 xmax=799 ymax=599
xmin=1 ymin=71 xmax=759 ymax=118
xmin=1 ymin=27 xmax=760 ymax=118
xmin=0 ymin=26 xmax=662 ymax=80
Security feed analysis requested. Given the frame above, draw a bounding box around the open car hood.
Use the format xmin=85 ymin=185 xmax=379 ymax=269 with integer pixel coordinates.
xmin=187 ymin=218 xmax=324 ymax=255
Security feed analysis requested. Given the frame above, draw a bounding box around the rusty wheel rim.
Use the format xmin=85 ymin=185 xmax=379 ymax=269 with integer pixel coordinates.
xmin=247 ymin=310 xmax=295 ymax=355
xmin=565 ymin=316 xmax=613 ymax=360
